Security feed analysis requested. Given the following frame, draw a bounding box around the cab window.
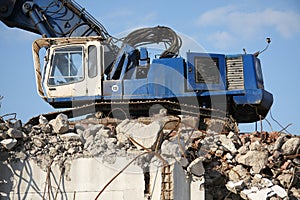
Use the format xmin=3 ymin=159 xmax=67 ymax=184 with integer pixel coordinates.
xmin=48 ymin=46 xmax=84 ymax=86
xmin=88 ymin=45 xmax=97 ymax=78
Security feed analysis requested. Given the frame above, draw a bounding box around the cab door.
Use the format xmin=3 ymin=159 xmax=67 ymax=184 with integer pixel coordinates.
xmin=45 ymin=43 xmax=102 ymax=99
xmin=85 ymin=44 xmax=102 ymax=97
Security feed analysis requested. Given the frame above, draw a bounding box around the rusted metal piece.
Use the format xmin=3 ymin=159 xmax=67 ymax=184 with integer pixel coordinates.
xmin=161 ymin=165 xmax=173 ymax=200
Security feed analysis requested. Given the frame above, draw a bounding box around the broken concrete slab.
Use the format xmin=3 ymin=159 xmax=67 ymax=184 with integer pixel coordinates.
xmin=271 ymin=185 xmax=287 ymax=198
xmin=226 ymin=180 xmax=245 ymax=194
xmin=187 ymin=157 xmax=205 ymax=177
xmin=247 ymin=187 xmax=273 ymax=200
xmin=179 ymin=115 xmax=199 ymax=129
xmin=198 ymin=135 xmax=219 ymax=155
xmin=277 ymin=173 xmax=293 ymax=188
xmin=249 ymin=140 xmax=263 ymax=151
xmin=236 ymin=150 xmax=268 ymax=173
xmin=59 ymin=132 xmax=81 ymax=141
xmin=261 ymin=178 xmax=273 ymax=188
xmin=87 ymin=124 xmax=105 ymax=137
xmin=13 ymin=120 xmax=22 ymax=130
xmin=161 ymin=139 xmax=182 ymax=164
xmin=290 ymin=188 xmax=300 ymax=199
xmin=240 ymin=189 xmax=254 ymax=199
xmin=38 ymin=115 xmax=48 ymax=125
xmin=0 ymin=138 xmax=17 ymax=150
xmin=273 ymin=135 xmax=287 ymax=151
xmin=228 ymin=165 xmax=249 ymax=182
xmin=32 ymin=137 xmax=45 ymax=148
xmin=281 ymin=137 xmax=300 ymax=155
xmin=15 ymin=151 xmax=28 ymax=160
xmin=7 ymin=128 xmax=24 ymax=139
xmin=219 ymin=135 xmax=237 ymax=154
xmin=238 ymin=144 xmax=249 ymax=155
xmin=49 ymin=113 xmax=69 ymax=134
xmin=116 ymin=119 xmax=163 ymax=150
xmin=1 ymin=157 xmax=146 ymax=199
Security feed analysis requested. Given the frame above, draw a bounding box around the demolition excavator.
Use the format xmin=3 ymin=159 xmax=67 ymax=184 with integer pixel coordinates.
xmin=0 ymin=0 xmax=273 ymax=126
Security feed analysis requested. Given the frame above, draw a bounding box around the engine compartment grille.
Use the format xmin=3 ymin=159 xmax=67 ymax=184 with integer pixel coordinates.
xmin=226 ymin=56 xmax=244 ymax=90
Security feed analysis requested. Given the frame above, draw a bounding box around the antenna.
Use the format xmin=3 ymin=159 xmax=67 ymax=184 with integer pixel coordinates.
xmin=254 ymin=37 xmax=271 ymax=57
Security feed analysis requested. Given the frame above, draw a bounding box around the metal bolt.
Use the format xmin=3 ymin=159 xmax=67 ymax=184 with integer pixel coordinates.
xmin=23 ymin=2 xmax=31 ymax=10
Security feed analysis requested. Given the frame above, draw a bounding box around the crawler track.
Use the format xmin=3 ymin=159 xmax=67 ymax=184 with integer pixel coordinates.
xmin=26 ymin=100 xmax=238 ymax=132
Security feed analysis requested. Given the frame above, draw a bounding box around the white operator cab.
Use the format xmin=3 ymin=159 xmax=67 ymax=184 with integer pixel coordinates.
xmin=35 ymin=37 xmax=106 ymax=99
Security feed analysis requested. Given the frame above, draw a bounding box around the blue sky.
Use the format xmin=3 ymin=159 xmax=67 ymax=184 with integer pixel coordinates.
xmin=0 ymin=0 xmax=299 ymax=134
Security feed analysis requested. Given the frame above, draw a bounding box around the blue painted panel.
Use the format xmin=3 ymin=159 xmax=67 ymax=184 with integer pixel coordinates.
xmin=148 ymin=58 xmax=186 ymax=98
xmin=201 ymin=90 xmax=245 ymax=97
xmin=233 ymin=89 xmax=273 ymax=107
xmin=103 ymin=80 xmax=122 ymax=99
xmin=47 ymin=95 xmax=102 ymax=103
xmin=233 ymin=89 xmax=263 ymax=105
xmin=123 ymin=79 xmax=148 ymax=99
xmin=242 ymin=55 xmax=258 ymax=90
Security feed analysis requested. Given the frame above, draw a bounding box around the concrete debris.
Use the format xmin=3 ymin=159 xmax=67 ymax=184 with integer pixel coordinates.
xmin=290 ymin=187 xmax=300 ymax=199
xmin=226 ymin=180 xmax=245 ymax=194
xmin=49 ymin=113 xmax=69 ymax=134
xmin=116 ymin=119 xmax=162 ymax=150
xmin=281 ymin=137 xmax=300 ymax=155
xmin=1 ymin=138 xmax=17 ymax=150
xmin=218 ymin=134 xmax=238 ymax=154
xmin=201 ymin=130 xmax=299 ymax=199
xmin=59 ymin=132 xmax=81 ymax=141
xmin=0 ymin=113 xmax=299 ymax=199
xmin=277 ymin=173 xmax=294 ymax=188
xmin=273 ymin=135 xmax=287 ymax=151
xmin=187 ymin=157 xmax=205 ymax=177
xmin=160 ymin=137 xmax=185 ymax=164
xmin=228 ymin=165 xmax=248 ymax=182
xmin=236 ymin=150 xmax=269 ymax=173
xmin=7 ymin=128 xmax=24 ymax=139
xmin=246 ymin=187 xmax=273 ymax=200
xmin=271 ymin=185 xmax=288 ymax=198
xmin=39 ymin=115 xmax=48 ymax=125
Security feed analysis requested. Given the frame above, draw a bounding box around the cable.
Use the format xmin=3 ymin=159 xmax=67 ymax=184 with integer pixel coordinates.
xmin=123 ymin=26 xmax=182 ymax=58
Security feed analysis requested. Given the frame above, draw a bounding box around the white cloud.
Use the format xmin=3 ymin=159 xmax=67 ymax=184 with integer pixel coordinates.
xmin=197 ymin=6 xmax=300 ymax=39
xmin=207 ymin=31 xmax=237 ymax=50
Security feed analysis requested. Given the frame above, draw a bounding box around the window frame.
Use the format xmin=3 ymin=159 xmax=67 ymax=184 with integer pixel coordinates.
xmin=88 ymin=45 xmax=98 ymax=79
xmin=48 ymin=45 xmax=85 ymax=86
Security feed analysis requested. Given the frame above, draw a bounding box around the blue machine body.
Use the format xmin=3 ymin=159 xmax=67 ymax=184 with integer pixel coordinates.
xmin=46 ymin=48 xmax=273 ymax=123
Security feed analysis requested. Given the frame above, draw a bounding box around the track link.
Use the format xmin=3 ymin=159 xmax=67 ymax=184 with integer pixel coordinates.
xmin=26 ymin=100 xmax=237 ymax=132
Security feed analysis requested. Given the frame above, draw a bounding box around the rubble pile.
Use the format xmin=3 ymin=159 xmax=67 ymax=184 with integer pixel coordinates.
xmin=199 ymin=131 xmax=300 ymax=200
xmin=0 ymin=114 xmax=86 ymax=171
xmin=0 ymin=112 xmax=299 ymax=199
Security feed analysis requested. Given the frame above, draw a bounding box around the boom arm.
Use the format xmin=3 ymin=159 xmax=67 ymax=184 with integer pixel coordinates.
xmin=0 ymin=0 xmax=120 ymax=57
xmin=0 ymin=0 xmax=110 ymax=38
xmin=0 ymin=0 xmax=182 ymax=58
